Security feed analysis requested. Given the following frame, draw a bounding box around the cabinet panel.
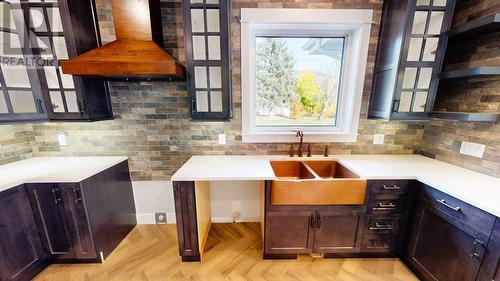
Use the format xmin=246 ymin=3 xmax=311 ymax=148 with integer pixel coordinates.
xmin=476 ymin=219 xmax=500 ymax=281
xmin=264 ymin=211 xmax=314 ymax=254
xmin=183 ymin=0 xmax=232 ymax=120
xmin=0 ymin=1 xmax=47 ymax=122
xmin=27 ymin=184 xmax=73 ymax=259
xmin=407 ymin=201 xmax=484 ymax=281
xmin=368 ymin=0 xmax=456 ymax=120
xmin=0 ymin=186 xmax=46 ymax=281
xmin=314 ymin=211 xmax=363 ymax=253
xmin=60 ymin=184 xmax=96 ymax=260
xmin=26 ymin=183 xmax=96 ymax=261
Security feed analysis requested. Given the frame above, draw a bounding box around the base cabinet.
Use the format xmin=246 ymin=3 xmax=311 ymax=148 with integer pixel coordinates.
xmin=406 ymin=186 xmax=496 ymax=281
xmin=26 ymin=183 xmax=97 ymax=260
xmin=264 ymin=211 xmax=315 ymax=255
xmin=264 ymin=209 xmax=363 ymax=256
xmin=0 ymin=185 xmax=46 ymax=281
xmin=0 ymin=160 xmax=136 ymax=281
xmin=313 ymin=211 xmax=363 ymax=253
xmin=476 ymin=219 xmax=500 ymax=281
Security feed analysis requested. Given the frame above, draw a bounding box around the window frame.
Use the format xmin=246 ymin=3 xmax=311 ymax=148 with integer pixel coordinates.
xmin=240 ymin=8 xmax=373 ymax=143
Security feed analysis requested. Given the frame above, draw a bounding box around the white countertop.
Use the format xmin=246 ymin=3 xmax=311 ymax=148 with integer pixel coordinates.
xmin=0 ymin=156 xmax=128 ymax=192
xmin=172 ymin=155 xmax=500 ymax=217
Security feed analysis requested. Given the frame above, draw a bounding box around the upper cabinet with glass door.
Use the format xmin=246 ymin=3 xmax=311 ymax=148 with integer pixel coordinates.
xmin=20 ymin=0 xmax=113 ymax=121
xmin=368 ymin=0 xmax=456 ymax=120
xmin=182 ymin=0 xmax=232 ymax=121
xmin=0 ymin=1 xmax=47 ymax=122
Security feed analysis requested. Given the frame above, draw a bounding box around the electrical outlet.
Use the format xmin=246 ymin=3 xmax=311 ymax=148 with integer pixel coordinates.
xmin=459 ymin=141 xmax=485 ymax=158
xmin=155 ymin=212 xmax=167 ymax=224
xmin=232 ymin=211 xmax=241 ymax=223
xmin=373 ymin=134 xmax=385 ymax=145
xmin=57 ymin=133 xmax=67 ymax=146
xmin=218 ymin=134 xmax=226 ymax=145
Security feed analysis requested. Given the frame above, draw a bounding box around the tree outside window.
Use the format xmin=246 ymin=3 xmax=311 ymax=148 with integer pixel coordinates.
xmin=255 ymin=37 xmax=345 ymax=127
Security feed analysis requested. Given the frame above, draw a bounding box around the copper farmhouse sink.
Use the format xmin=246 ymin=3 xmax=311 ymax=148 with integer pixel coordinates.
xmin=270 ymin=160 xmax=367 ymax=206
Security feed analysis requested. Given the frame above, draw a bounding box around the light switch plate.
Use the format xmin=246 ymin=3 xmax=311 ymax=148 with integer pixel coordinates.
xmin=373 ymin=134 xmax=385 ymax=145
xmin=218 ymin=134 xmax=226 ymax=145
xmin=459 ymin=141 xmax=485 ymax=158
xmin=57 ymin=133 xmax=67 ymax=146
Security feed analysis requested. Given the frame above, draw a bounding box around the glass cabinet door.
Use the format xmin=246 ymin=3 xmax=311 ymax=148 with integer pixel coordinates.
xmin=183 ymin=0 xmax=232 ymax=120
xmin=0 ymin=1 xmax=46 ymax=121
xmin=25 ymin=1 xmax=81 ymax=116
xmin=395 ymin=0 xmax=451 ymax=116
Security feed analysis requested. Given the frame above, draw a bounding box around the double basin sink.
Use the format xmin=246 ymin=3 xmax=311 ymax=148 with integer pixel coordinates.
xmin=270 ymin=160 xmax=367 ymax=205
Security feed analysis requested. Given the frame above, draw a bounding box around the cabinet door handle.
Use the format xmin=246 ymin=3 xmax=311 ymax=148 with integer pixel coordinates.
xmin=191 ymin=97 xmax=197 ymax=113
xmin=309 ymin=214 xmax=315 ymax=229
xmin=51 ymin=187 xmax=62 ymax=204
xmin=436 ymin=199 xmax=461 ymax=212
xmin=73 ymin=187 xmax=83 ymax=204
xmin=37 ymin=99 xmax=45 ymax=114
xmin=316 ymin=213 xmax=321 ymax=229
xmin=469 ymin=238 xmax=484 ymax=260
xmin=382 ymin=184 xmax=400 ymax=190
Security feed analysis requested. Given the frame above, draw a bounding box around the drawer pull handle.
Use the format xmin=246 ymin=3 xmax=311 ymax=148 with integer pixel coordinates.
xmin=367 ymin=240 xmax=390 ymax=248
xmin=370 ymin=222 xmax=393 ymax=230
xmin=373 ymin=202 xmax=396 ymax=210
xmin=436 ymin=199 xmax=461 ymax=212
xmin=469 ymin=238 xmax=484 ymax=260
xmin=309 ymin=214 xmax=315 ymax=229
xmin=382 ymin=184 xmax=400 ymax=190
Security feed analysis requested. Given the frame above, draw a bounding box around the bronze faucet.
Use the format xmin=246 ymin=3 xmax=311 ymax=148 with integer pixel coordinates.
xmin=296 ymin=131 xmax=304 ymax=157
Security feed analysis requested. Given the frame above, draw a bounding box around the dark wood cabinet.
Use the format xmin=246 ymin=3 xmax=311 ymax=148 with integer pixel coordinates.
xmin=0 ymin=185 xmax=47 ymax=281
xmin=313 ymin=210 xmax=363 ymax=254
xmin=264 ymin=209 xmax=363 ymax=257
xmin=406 ymin=185 xmax=496 ymax=281
xmin=26 ymin=183 xmax=97 ymax=260
xmin=182 ymin=0 xmax=232 ymax=121
xmin=264 ymin=211 xmax=315 ymax=255
xmin=22 ymin=0 xmax=113 ymax=121
xmin=25 ymin=160 xmax=136 ymax=262
xmin=477 ymin=219 xmax=500 ymax=281
xmin=368 ymin=0 xmax=456 ymax=120
xmin=0 ymin=0 xmax=112 ymax=123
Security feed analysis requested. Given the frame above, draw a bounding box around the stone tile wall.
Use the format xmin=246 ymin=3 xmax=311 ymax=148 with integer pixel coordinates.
xmin=418 ymin=0 xmax=500 ymax=177
xmin=0 ymin=125 xmax=34 ymax=165
xmin=2 ymin=0 xmax=498 ymax=179
xmin=26 ymin=0 xmax=424 ymax=181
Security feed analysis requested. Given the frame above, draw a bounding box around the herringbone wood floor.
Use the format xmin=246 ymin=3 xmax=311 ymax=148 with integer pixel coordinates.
xmin=34 ymin=223 xmax=420 ymax=281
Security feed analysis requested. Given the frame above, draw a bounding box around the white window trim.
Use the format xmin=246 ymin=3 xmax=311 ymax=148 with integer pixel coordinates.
xmin=240 ymin=8 xmax=373 ymax=143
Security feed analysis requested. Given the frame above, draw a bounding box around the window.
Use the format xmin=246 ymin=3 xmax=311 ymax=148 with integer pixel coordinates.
xmin=241 ymin=9 xmax=373 ymax=143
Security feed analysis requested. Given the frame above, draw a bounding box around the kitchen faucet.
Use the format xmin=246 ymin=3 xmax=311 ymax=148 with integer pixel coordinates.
xmin=296 ymin=130 xmax=304 ymax=157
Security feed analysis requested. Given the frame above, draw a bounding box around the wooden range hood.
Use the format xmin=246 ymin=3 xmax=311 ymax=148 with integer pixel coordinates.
xmin=61 ymin=0 xmax=185 ymax=80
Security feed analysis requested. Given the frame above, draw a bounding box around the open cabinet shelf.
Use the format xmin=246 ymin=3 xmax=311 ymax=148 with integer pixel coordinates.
xmin=430 ymin=111 xmax=500 ymax=122
xmin=439 ymin=66 xmax=500 ymax=80
xmin=449 ymin=13 xmax=500 ymax=38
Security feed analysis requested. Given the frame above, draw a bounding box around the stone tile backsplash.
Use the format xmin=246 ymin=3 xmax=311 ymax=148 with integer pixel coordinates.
xmin=0 ymin=0 xmax=498 ymax=179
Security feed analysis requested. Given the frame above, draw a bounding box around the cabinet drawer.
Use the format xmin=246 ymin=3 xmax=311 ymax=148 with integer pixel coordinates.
xmin=420 ymin=186 xmax=495 ymax=235
xmin=368 ymin=180 xmax=410 ymax=194
xmin=364 ymin=215 xmax=400 ymax=234
xmin=362 ymin=233 xmax=396 ymax=253
xmin=367 ymin=195 xmax=406 ymax=215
